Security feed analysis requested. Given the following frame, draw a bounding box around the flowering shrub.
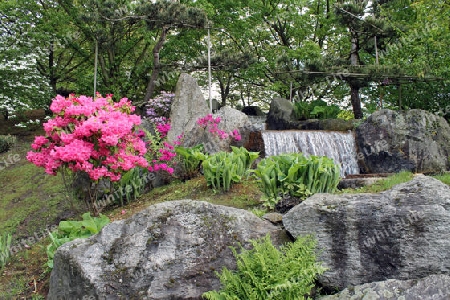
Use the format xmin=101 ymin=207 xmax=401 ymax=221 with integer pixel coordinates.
xmin=27 ymin=94 xmax=148 ymax=182
xmin=142 ymin=125 xmax=177 ymax=175
xmin=145 ymin=91 xmax=174 ymax=126
xmin=196 ymin=114 xmax=242 ymax=141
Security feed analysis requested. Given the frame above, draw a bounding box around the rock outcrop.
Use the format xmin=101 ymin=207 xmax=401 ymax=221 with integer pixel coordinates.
xmin=266 ymin=97 xmax=296 ymax=130
xmin=283 ymin=175 xmax=450 ymax=290
xmin=355 ymin=109 xmax=450 ymax=173
xmin=48 ymin=200 xmax=289 ymax=300
xmin=166 ymin=73 xmax=210 ymax=143
xmin=319 ymin=274 xmax=450 ymax=300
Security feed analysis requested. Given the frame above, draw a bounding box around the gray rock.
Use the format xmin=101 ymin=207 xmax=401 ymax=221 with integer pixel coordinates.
xmin=182 ymin=106 xmax=253 ymax=154
xmin=166 ymin=73 xmax=210 ymax=143
xmin=266 ymin=97 xmax=296 ymax=130
xmin=319 ymin=274 xmax=450 ymax=300
xmin=48 ymin=200 xmax=289 ymax=300
xmin=283 ymin=175 xmax=450 ymax=290
xmin=261 ymin=212 xmax=283 ymax=225
xmin=355 ymin=109 xmax=450 ymax=173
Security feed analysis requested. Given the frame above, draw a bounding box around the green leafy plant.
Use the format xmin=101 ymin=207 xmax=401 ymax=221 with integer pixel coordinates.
xmin=0 ymin=135 xmax=17 ymax=153
xmin=254 ymin=153 xmax=340 ymax=209
xmin=175 ymin=144 xmax=208 ymax=180
xmin=293 ymin=100 xmax=341 ymax=120
xmin=293 ymin=101 xmax=312 ymax=120
xmin=202 ymin=147 xmax=259 ymax=192
xmin=202 ymin=234 xmax=326 ymax=300
xmin=113 ymin=167 xmax=150 ymax=206
xmin=46 ymin=212 xmax=110 ymax=269
xmin=0 ymin=232 xmax=12 ymax=269
xmin=336 ymin=110 xmax=354 ymax=120
xmin=310 ymin=104 xmax=341 ymax=119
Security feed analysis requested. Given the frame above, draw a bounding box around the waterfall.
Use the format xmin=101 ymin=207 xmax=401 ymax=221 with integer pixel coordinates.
xmin=262 ymin=130 xmax=360 ymax=177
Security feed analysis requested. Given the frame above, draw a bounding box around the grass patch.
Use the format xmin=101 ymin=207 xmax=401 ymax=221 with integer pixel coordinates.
xmin=432 ymin=173 xmax=450 ymax=186
xmin=106 ymin=176 xmax=264 ymax=223
xmin=0 ymin=140 xmax=84 ymax=240
xmin=338 ymin=171 xmax=415 ymax=194
xmin=0 ymin=237 xmax=50 ymax=298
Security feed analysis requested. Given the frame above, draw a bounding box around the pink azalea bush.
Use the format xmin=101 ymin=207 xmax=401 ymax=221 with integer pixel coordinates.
xmin=196 ymin=114 xmax=242 ymax=141
xmin=27 ymin=94 xmax=148 ymax=182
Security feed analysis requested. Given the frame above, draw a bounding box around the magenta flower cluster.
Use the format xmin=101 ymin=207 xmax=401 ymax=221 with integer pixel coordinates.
xmin=27 ymin=94 xmax=148 ymax=181
xmin=196 ymin=114 xmax=242 ymax=141
xmin=146 ymin=128 xmax=177 ymax=174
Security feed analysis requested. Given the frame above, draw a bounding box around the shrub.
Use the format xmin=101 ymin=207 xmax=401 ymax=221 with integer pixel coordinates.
xmin=196 ymin=114 xmax=242 ymax=141
xmin=202 ymin=147 xmax=259 ymax=192
xmin=0 ymin=135 xmax=17 ymax=153
xmin=46 ymin=212 xmax=110 ymax=269
xmin=202 ymin=234 xmax=326 ymax=300
xmin=293 ymin=100 xmax=341 ymax=120
xmin=145 ymin=91 xmax=174 ymax=126
xmin=27 ymin=94 xmax=149 ymax=214
xmin=254 ymin=153 xmax=340 ymax=209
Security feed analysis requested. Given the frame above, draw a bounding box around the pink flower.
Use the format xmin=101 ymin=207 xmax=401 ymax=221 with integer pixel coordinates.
xmin=27 ymin=94 xmax=149 ymax=182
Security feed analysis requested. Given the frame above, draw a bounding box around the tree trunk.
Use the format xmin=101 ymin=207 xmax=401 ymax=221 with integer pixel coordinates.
xmin=350 ymin=85 xmax=363 ymax=119
xmin=349 ymin=29 xmax=363 ymax=119
xmin=143 ymin=27 xmax=169 ymax=104
xmin=48 ymin=40 xmax=57 ymax=94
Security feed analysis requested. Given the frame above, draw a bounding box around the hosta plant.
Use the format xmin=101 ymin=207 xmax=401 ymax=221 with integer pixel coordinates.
xmin=202 ymin=147 xmax=259 ymax=192
xmin=46 ymin=212 xmax=110 ymax=269
xmin=254 ymin=153 xmax=340 ymax=209
xmin=175 ymin=144 xmax=208 ymax=180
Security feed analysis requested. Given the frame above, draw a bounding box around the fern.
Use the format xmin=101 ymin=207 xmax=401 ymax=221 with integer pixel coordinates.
xmin=203 ymin=234 xmax=326 ymax=300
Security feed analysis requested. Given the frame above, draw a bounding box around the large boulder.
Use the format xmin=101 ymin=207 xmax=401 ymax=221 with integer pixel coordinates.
xmin=319 ymin=274 xmax=450 ymax=300
xmin=48 ymin=200 xmax=289 ymax=300
xmin=166 ymin=73 xmax=210 ymax=143
xmin=283 ymin=175 xmax=450 ymax=290
xmin=182 ymin=106 xmax=253 ymax=154
xmin=355 ymin=109 xmax=450 ymax=173
xmin=266 ymin=97 xmax=296 ymax=130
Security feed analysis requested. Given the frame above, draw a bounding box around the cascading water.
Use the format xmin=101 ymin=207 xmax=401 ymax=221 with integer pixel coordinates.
xmin=262 ymin=130 xmax=360 ymax=177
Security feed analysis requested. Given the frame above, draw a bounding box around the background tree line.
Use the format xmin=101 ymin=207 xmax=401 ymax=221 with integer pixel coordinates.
xmin=0 ymin=0 xmax=449 ymax=119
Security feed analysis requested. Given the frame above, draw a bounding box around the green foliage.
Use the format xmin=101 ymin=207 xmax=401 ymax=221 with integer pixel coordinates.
xmin=433 ymin=173 xmax=450 ymax=186
xmin=46 ymin=212 xmax=110 ymax=269
xmin=0 ymin=232 xmax=12 ymax=269
xmin=0 ymin=135 xmax=17 ymax=153
xmin=293 ymin=100 xmax=341 ymax=120
xmin=336 ymin=110 xmax=355 ymax=120
xmin=202 ymin=234 xmax=326 ymax=300
xmin=202 ymin=147 xmax=259 ymax=192
xmin=254 ymin=153 xmax=341 ymax=209
xmin=113 ymin=167 xmax=149 ymax=206
xmin=175 ymin=144 xmax=208 ymax=180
